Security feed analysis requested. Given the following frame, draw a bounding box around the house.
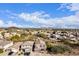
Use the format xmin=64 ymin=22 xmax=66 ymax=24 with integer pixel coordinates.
xmin=21 ymin=41 xmax=34 ymax=53
xmin=8 ymin=42 xmax=23 ymax=53
xmin=34 ymin=38 xmax=46 ymax=51
xmin=0 ymin=40 xmax=13 ymax=51
xmin=69 ymin=34 xmax=75 ymax=38
xmin=54 ymin=34 xmax=63 ymax=40
xmin=11 ymin=32 xmax=21 ymax=37
xmin=70 ymin=38 xmax=77 ymax=41
xmin=0 ymin=34 xmax=3 ymax=39
xmin=4 ymin=33 xmax=12 ymax=38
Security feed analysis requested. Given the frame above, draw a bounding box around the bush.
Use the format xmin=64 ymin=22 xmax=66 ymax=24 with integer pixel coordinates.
xmin=0 ymin=49 xmax=3 ymax=54
xmin=46 ymin=41 xmax=52 ymax=47
xmin=21 ymin=33 xmax=28 ymax=38
xmin=10 ymin=35 xmax=20 ymax=42
xmin=36 ymin=33 xmax=48 ymax=39
xmin=26 ymin=35 xmax=36 ymax=41
xmin=46 ymin=44 xmax=71 ymax=54
xmin=63 ymin=40 xmax=79 ymax=48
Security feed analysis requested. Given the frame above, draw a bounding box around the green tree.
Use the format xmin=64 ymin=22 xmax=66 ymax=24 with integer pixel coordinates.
xmin=36 ymin=33 xmax=48 ymax=39
xmin=0 ymin=49 xmax=3 ymax=54
xmin=10 ymin=35 xmax=20 ymax=42
xmin=20 ymin=33 xmax=28 ymax=38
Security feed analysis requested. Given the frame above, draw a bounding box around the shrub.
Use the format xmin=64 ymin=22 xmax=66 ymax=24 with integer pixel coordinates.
xmin=10 ymin=35 xmax=20 ymax=42
xmin=26 ymin=35 xmax=36 ymax=41
xmin=46 ymin=44 xmax=71 ymax=54
xmin=36 ymin=33 xmax=48 ymax=39
xmin=63 ymin=40 xmax=79 ymax=48
xmin=0 ymin=49 xmax=3 ymax=54
xmin=21 ymin=33 xmax=28 ymax=38
xmin=46 ymin=41 xmax=53 ymax=49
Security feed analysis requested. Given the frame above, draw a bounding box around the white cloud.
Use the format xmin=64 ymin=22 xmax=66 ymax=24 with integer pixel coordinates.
xmin=18 ymin=11 xmax=79 ymax=28
xmin=0 ymin=20 xmax=23 ymax=28
xmin=67 ymin=3 xmax=79 ymax=11
xmin=2 ymin=4 xmax=79 ymax=29
xmin=0 ymin=20 xmax=4 ymax=27
xmin=57 ymin=3 xmax=68 ymax=10
xmin=0 ymin=11 xmax=79 ymax=28
xmin=58 ymin=3 xmax=79 ymax=12
xmin=18 ymin=11 xmax=52 ymax=26
xmin=5 ymin=21 xmax=23 ymax=27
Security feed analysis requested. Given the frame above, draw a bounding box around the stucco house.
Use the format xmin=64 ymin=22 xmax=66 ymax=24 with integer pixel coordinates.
xmin=4 ymin=33 xmax=12 ymax=39
xmin=34 ymin=38 xmax=46 ymax=51
xmin=8 ymin=42 xmax=23 ymax=53
xmin=0 ymin=40 xmax=13 ymax=51
xmin=0 ymin=34 xmax=3 ymax=39
xmin=21 ymin=41 xmax=34 ymax=53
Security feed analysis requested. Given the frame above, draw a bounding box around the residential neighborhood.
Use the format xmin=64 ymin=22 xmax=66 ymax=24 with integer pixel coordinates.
xmin=0 ymin=27 xmax=79 ymax=56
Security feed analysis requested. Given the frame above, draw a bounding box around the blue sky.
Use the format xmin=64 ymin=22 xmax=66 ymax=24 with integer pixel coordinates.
xmin=0 ymin=3 xmax=79 ymax=28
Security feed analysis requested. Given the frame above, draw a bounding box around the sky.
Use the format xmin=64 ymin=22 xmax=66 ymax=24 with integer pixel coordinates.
xmin=0 ymin=3 xmax=79 ymax=28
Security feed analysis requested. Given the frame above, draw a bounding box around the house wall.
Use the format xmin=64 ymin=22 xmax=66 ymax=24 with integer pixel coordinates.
xmin=21 ymin=45 xmax=27 ymax=49
xmin=0 ymin=46 xmax=3 ymax=49
xmin=11 ymin=48 xmax=18 ymax=52
xmin=21 ymin=45 xmax=33 ymax=52
xmin=34 ymin=44 xmax=41 ymax=51
xmin=3 ymin=42 xmax=13 ymax=50
xmin=34 ymin=42 xmax=46 ymax=51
